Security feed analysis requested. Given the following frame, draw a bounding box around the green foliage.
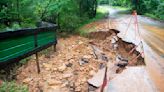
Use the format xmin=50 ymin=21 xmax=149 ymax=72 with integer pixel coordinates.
xmin=0 ymin=0 xmax=98 ymax=32
xmin=77 ymin=6 xmax=108 ymax=36
xmin=135 ymin=0 xmax=164 ymax=20
xmin=110 ymin=0 xmax=131 ymax=7
xmin=156 ymin=3 xmax=164 ymax=20
xmin=98 ymin=0 xmax=109 ymax=5
xmin=58 ymin=0 xmax=81 ymax=31
xmin=0 ymin=81 xmax=28 ymax=92
xmin=79 ymin=0 xmax=97 ymax=18
xmin=109 ymin=0 xmax=164 ymax=20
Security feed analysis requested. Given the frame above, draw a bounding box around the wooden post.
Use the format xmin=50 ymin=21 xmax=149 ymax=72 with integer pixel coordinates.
xmin=107 ymin=12 xmax=110 ymax=30
xmin=54 ymin=44 xmax=56 ymax=52
xmin=34 ymin=30 xmax=40 ymax=74
xmin=54 ymin=27 xmax=57 ymax=52
xmin=35 ymin=52 xmax=40 ymax=73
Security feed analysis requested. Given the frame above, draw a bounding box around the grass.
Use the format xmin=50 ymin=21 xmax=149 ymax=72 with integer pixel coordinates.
xmin=111 ymin=6 xmax=163 ymax=21
xmin=77 ymin=27 xmax=96 ymax=37
xmin=144 ymin=13 xmax=164 ymax=21
xmin=144 ymin=13 xmax=158 ymax=19
xmin=0 ymin=81 xmax=28 ymax=92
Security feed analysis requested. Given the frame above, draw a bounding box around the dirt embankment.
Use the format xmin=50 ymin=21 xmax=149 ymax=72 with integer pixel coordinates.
xmin=15 ymin=29 xmax=145 ymax=92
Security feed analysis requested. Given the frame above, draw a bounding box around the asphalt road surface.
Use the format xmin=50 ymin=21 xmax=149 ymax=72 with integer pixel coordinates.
xmin=105 ymin=6 xmax=164 ymax=91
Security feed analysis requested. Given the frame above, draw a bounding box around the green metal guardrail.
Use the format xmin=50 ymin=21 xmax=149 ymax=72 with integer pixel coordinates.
xmin=0 ymin=25 xmax=57 ymax=71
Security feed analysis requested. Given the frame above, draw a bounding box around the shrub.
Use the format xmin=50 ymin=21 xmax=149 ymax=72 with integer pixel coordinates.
xmin=0 ymin=81 xmax=28 ymax=92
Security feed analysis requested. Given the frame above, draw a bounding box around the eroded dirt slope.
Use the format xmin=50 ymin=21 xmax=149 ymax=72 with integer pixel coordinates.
xmin=16 ymin=29 xmax=146 ymax=92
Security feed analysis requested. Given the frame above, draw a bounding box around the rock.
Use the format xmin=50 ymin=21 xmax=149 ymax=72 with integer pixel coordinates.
xmin=111 ymin=38 xmax=117 ymax=44
xmin=91 ymin=45 xmax=103 ymax=59
xmin=62 ymin=73 xmax=73 ymax=79
xmin=45 ymin=68 xmax=51 ymax=71
xmin=81 ymin=77 xmax=87 ymax=84
xmin=45 ymin=86 xmax=61 ymax=92
xmin=88 ymin=68 xmax=106 ymax=87
xmin=100 ymin=53 xmax=108 ymax=62
xmin=111 ymin=35 xmax=118 ymax=43
xmin=75 ymin=82 xmax=80 ymax=87
xmin=99 ymin=63 xmax=106 ymax=69
xmin=48 ymin=79 xmax=62 ymax=86
xmin=59 ymin=60 xmax=64 ymax=63
xmin=89 ymin=70 xmax=96 ymax=76
xmin=75 ymin=86 xmax=81 ymax=92
xmin=88 ymin=84 xmax=98 ymax=92
xmin=113 ymin=35 xmax=118 ymax=41
xmin=83 ymin=55 xmax=92 ymax=59
xmin=91 ymin=45 xmax=109 ymax=62
xmin=69 ymin=81 xmax=74 ymax=88
xmin=89 ymin=65 xmax=96 ymax=70
xmin=66 ymin=63 xmax=73 ymax=67
xmin=61 ymin=82 xmax=68 ymax=87
xmin=23 ymin=78 xmax=32 ymax=84
xmin=115 ymin=55 xmax=128 ymax=68
xmin=111 ymin=36 xmax=118 ymax=49
xmin=58 ymin=64 xmax=66 ymax=72
xmin=113 ymin=43 xmax=118 ymax=50
xmin=80 ymin=67 xmax=85 ymax=71
xmin=79 ymin=58 xmax=89 ymax=66
xmin=71 ymin=45 xmax=75 ymax=48
xmin=68 ymin=59 xmax=74 ymax=63
xmin=66 ymin=55 xmax=73 ymax=60
xmin=43 ymin=63 xmax=52 ymax=69
xmin=53 ymin=68 xmax=58 ymax=71
xmin=78 ymin=41 xmax=83 ymax=45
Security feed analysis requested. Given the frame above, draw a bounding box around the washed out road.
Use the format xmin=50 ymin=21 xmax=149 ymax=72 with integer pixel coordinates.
xmin=105 ymin=6 xmax=164 ymax=91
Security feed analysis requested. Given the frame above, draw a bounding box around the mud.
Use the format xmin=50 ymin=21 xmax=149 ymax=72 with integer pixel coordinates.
xmin=14 ymin=29 xmax=145 ymax=92
xmin=89 ymin=29 xmax=145 ymax=66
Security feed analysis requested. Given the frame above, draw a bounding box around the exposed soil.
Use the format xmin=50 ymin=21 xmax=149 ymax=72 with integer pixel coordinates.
xmin=16 ymin=29 xmax=145 ymax=92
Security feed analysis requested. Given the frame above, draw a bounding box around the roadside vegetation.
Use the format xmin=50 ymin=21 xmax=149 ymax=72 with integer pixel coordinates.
xmin=0 ymin=81 xmax=28 ymax=92
xmin=99 ymin=0 xmax=164 ymax=20
xmin=0 ymin=0 xmax=99 ymax=33
xmin=1 ymin=0 xmax=163 ymax=32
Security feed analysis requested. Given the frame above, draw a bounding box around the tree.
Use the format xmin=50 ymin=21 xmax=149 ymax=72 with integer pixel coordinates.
xmin=0 ymin=0 xmax=100 ymax=31
xmin=79 ymin=0 xmax=98 ymax=18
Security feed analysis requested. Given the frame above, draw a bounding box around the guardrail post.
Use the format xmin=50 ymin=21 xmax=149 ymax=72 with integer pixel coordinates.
xmin=54 ymin=45 xmax=56 ymax=52
xmin=35 ymin=52 xmax=40 ymax=73
xmin=54 ymin=29 xmax=57 ymax=52
xmin=34 ymin=30 xmax=40 ymax=74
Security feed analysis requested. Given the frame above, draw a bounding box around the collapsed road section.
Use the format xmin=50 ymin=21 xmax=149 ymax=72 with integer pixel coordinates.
xmin=87 ymin=29 xmax=156 ymax=92
xmin=15 ymin=29 xmax=157 ymax=92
